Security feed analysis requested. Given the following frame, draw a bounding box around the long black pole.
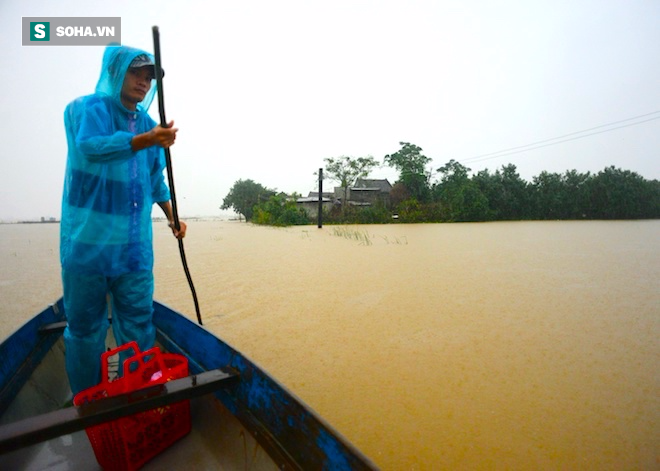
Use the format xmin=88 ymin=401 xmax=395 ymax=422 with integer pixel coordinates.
xmin=317 ymin=168 xmax=323 ymax=228
xmin=152 ymin=26 xmax=202 ymax=325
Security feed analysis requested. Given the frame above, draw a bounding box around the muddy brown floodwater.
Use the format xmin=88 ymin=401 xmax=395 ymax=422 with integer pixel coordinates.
xmin=1 ymin=220 xmax=658 ymax=469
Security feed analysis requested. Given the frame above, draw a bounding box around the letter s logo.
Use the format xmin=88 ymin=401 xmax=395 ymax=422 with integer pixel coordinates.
xmin=34 ymin=24 xmax=46 ymax=39
xmin=29 ymin=21 xmax=50 ymax=42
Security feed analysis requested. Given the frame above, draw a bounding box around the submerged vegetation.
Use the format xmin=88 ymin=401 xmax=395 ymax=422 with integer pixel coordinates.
xmin=330 ymin=227 xmax=373 ymax=246
xmin=221 ymin=142 xmax=660 ymax=226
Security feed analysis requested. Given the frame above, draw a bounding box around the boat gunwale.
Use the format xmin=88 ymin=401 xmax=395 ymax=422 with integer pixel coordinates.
xmin=0 ymin=299 xmax=379 ymax=469
xmin=0 ymin=300 xmax=65 ymax=418
xmin=153 ymin=300 xmax=378 ymax=470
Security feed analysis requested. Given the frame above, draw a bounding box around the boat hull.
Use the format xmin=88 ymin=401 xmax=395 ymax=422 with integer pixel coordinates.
xmin=0 ymin=300 xmax=377 ymax=470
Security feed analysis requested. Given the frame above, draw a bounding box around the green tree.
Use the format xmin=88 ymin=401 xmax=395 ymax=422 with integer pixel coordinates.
xmin=586 ymin=166 xmax=655 ymax=219
xmin=561 ymin=170 xmax=591 ymax=219
xmin=383 ymin=142 xmax=433 ymax=202
xmin=396 ymin=198 xmax=426 ymax=223
xmin=472 ymin=168 xmax=500 ymax=220
xmin=435 ymin=160 xmax=490 ymax=221
xmin=532 ymin=171 xmax=564 ymax=219
xmin=253 ymin=194 xmax=311 ymax=226
xmin=221 ymin=179 xmax=275 ymax=222
xmin=323 ymin=155 xmax=378 ymax=210
xmin=498 ymin=164 xmax=532 ymax=219
xmin=472 ymin=165 xmax=533 ymax=220
xmin=649 ymin=180 xmax=660 ymax=218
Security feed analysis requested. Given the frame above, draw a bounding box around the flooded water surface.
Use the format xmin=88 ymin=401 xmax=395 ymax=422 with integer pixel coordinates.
xmin=1 ymin=220 xmax=658 ymax=469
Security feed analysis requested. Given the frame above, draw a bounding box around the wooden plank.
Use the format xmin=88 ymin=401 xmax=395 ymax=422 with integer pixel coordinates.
xmin=37 ymin=320 xmax=68 ymax=333
xmin=0 ymin=368 xmax=238 ymax=454
xmin=38 ymin=317 xmax=113 ymax=334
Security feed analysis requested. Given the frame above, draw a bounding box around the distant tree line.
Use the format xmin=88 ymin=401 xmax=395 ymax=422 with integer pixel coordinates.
xmin=221 ymin=179 xmax=308 ymax=226
xmin=221 ymin=142 xmax=660 ymax=225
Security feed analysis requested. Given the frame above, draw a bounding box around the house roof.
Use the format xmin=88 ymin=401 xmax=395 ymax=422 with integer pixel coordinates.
xmin=307 ymin=191 xmax=335 ymax=198
xmin=354 ymin=178 xmax=393 ymax=192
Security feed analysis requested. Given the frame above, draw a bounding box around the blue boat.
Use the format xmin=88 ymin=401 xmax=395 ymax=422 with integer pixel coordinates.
xmin=0 ymin=299 xmax=378 ymax=470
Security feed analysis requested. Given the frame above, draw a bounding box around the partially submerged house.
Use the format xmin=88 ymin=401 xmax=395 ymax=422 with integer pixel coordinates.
xmin=344 ymin=179 xmax=393 ymax=207
xmin=296 ymin=192 xmax=336 ymax=218
xmin=296 ymin=178 xmax=393 ymax=216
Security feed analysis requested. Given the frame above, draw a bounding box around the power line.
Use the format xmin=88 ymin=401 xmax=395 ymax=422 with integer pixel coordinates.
xmin=459 ymin=111 xmax=660 ymax=165
xmin=462 ymin=116 xmax=660 ymax=164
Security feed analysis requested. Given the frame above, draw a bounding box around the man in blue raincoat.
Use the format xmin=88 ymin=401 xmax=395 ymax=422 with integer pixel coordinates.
xmin=61 ymin=45 xmax=186 ymax=394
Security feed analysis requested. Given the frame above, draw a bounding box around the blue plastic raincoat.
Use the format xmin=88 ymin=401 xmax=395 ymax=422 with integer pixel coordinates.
xmin=61 ymin=45 xmax=169 ymax=276
xmin=61 ymin=45 xmax=169 ymax=394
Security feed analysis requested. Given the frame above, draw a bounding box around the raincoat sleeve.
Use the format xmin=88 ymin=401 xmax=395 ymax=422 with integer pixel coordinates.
xmin=151 ymin=150 xmax=170 ymax=202
xmin=75 ymin=98 xmax=136 ymax=163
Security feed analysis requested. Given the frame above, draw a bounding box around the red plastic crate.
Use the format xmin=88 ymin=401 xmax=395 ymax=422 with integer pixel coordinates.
xmin=73 ymin=342 xmax=191 ymax=471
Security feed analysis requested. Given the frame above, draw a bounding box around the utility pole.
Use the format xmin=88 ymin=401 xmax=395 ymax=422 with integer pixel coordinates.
xmin=317 ymin=168 xmax=323 ymax=229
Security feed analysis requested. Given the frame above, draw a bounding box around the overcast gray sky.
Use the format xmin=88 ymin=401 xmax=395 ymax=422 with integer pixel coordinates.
xmin=1 ymin=0 xmax=659 ymax=220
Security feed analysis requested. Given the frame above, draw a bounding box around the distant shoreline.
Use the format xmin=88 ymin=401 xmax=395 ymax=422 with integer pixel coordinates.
xmin=1 ymin=216 xmax=232 ymax=225
xmin=0 ymin=220 xmax=60 ymax=225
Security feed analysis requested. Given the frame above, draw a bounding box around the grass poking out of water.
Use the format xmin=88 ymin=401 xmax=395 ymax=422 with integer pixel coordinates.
xmin=380 ymin=235 xmax=408 ymax=245
xmin=330 ymin=227 xmax=373 ymax=246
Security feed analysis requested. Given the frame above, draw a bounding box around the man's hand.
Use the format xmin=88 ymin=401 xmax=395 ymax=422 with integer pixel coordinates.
xmin=131 ymin=120 xmax=178 ymax=151
xmin=158 ymin=202 xmax=185 ymax=239
xmin=169 ymin=220 xmax=187 ymax=239
xmin=151 ymin=120 xmax=178 ymax=148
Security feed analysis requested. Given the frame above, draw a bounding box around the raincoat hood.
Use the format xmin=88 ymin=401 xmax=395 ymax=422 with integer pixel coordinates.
xmin=95 ymin=45 xmax=158 ymax=113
